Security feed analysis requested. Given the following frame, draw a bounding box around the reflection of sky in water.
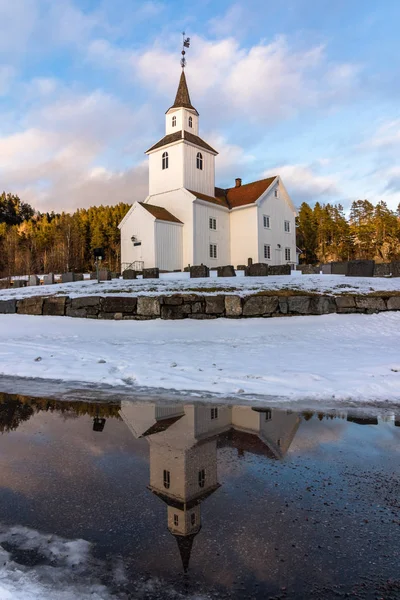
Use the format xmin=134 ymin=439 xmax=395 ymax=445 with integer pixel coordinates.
xmin=0 ymin=395 xmax=397 ymax=599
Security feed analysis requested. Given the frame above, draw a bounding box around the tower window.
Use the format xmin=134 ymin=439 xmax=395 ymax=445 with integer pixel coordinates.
xmin=163 ymin=469 xmax=170 ymax=489
xmin=209 ymin=244 xmax=217 ymax=259
xmin=198 ymin=469 xmax=205 ymax=488
xmin=265 ymin=409 xmax=272 ymax=421
xmin=264 ymin=245 xmax=271 ymax=260
xmin=284 ymin=220 xmax=291 ymax=233
xmin=188 ymin=116 xmax=193 ymax=128
xmin=162 ymin=151 xmax=169 ymax=170
xmin=196 ymin=152 xmax=203 ymax=170
xmin=174 ymin=514 xmax=179 ymax=526
xmin=211 ymin=407 xmax=218 ymax=420
xmin=209 ymin=217 xmax=216 ymax=230
xmin=191 ymin=513 xmax=196 ymax=525
xmin=172 ymin=116 xmax=176 ymax=127
xmin=285 ymin=248 xmax=291 ymax=262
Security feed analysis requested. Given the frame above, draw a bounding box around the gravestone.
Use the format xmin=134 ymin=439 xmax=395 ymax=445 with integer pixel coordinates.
xmin=190 ymin=265 xmax=210 ymax=278
xmin=246 ymin=263 xmax=269 ymax=277
xmin=122 ymin=269 xmax=137 ymax=280
xmin=98 ymin=269 xmax=111 ymax=281
xmin=61 ymin=273 xmax=83 ymax=283
xmin=217 ymin=265 xmax=236 ymax=277
xmin=142 ymin=268 xmax=160 ymax=279
xmin=391 ymin=261 xmax=400 ymax=277
xmin=346 ymin=260 xmax=375 ymax=277
xmin=321 ymin=264 xmax=332 ymax=274
xmin=12 ymin=280 xmax=27 ymax=288
xmin=268 ymin=264 xmax=291 ymax=276
xmin=28 ymin=275 xmax=40 ymax=286
xmin=43 ymin=273 xmax=55 ymax=285
xmin=236 ymin=265 xmax=247 ymax=271
xmin=331 ymin=262 xmax=348 ymax=275
xmin=373 ymin=263 xmax=391 ymax=277
xmin=298 ymin=264 xmax=321 ymax=274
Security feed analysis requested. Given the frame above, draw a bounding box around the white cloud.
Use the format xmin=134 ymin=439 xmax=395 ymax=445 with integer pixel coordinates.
xmin=363 ymin=119 xmax=400 ymax=150
xmin=263 ymin=164 xmax=339 ymax=204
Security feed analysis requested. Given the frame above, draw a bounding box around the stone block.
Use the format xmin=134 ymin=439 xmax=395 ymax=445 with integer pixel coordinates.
xmin=225 ymin=295 xmax=242 ymax=317
xmin=17 ymin=297 xmax=44 ymax=315
xmin=12 ymin=280 xmax=27 ymax=288
xmin=346 ymin=260 xmax=375 ymax=277
xmin=243 ymin=295 xmax=279 ymax=316
xmin=101 ymin=296 xmax=137 ymax=314
xmin=321 ymin=264 xmax=332 ymax=275
xmin=43 ymin=274 xmax=55 ymax=285
xmin=387 ymin=296 xmax=400 ymax=310
xmin=278 ymin=298 xmax=288 ymax=314
xmin=190 ymin=265 xmax=210 ymax=278
xmin=122 ymin=269 xmax=137 ymax=280
xmin=70 ymin=296 xmax=101 ymax=310
xmin=287 ymin=296 xmax=312 ymax=314
xmin=335 ymin=296 xmax=356 ymax=309
xmin=205 ymin=295 xmax=225 ymax=314
xmin=217 ymin=265 xmax=236 ymax=277
xmin=191 ymin=301 xmax=204 ymax=314
xmin=163 ymin=295 xmax=183 ymax=305
xmin=43 ymin=296 xmax=67 ymax=316
xmin=137 ymin=296 xmax=160 ymax=317
xmin=390 ymin=262 xmax=400 ymax=277
xmin=161 ymin=304 xmax=191 ymax=319
xmin=142 ymin=268 xmax=159 ymax=279
xmin=0 ymin=299 xmax=16 ymax=314
xmin=268 ymin=264 xmax=291 ymax=276
xmin=354 ymin=296 xmax=387 ymax=312
xmin=246 ymin=263 xmax=269 ymax=277
xmin=309 ymin=296 xmax=336 ymax=315
xmin=28 ymin=275 xmax=40 ymax=286
xmin=331 ymin=262 xmax=348 ymax=275
xmin=373 ymin=263 xmax=391 ymax=277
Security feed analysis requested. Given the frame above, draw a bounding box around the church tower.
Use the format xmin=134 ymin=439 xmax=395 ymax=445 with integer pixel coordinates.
xmin=145 ymin=66 xmax=218 ymax=197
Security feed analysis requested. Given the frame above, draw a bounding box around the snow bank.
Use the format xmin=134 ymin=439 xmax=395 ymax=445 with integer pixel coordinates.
xmin=1 ymin=272 xmax=400 ymax=301
xmin=0 ymin=312 xmax=399 ymax=403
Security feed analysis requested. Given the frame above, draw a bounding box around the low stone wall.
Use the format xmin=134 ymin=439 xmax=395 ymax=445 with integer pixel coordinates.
xmin=1 ymin=292 xmax=399 ymax=320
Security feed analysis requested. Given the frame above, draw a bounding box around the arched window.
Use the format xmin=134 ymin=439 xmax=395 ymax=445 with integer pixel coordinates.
xmin=172 ymin=116 xmax=176 ymax=127
xmin=196 ymin=152 xmax=203 ymax=170
xmin=162 ymin=151 xmax=169 ymax=170
xmin=188 ymin=116 xmax=193 ymax=128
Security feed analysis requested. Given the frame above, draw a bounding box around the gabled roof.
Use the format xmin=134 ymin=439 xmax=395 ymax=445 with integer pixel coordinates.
xmin=139 ymin=203 xmax=183 ymax=224
xmin=216 ymin=177 xmax=277 ymax=209
xmin=146 ymin=130 xmax=217 ymax=154
xmin=167 ymin=70 xmax=199 ymax=115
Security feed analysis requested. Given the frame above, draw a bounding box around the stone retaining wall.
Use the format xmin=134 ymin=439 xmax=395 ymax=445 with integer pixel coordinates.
xmin=1 ymin=293 xmax=399 ymax=320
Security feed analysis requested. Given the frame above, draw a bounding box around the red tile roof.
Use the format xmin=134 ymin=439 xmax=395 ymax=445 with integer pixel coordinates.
xmin=217 ymin=177 xmax=277 ymax=208
xmin=188 ymin=190 xmax=229 ymax=208
xmin=139 ymin=203 xmax=183 ymax=224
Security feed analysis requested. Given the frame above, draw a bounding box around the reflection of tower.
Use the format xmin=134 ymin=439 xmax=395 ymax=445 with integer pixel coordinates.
xmin=119 ymin=402 xmax=301 ymax=572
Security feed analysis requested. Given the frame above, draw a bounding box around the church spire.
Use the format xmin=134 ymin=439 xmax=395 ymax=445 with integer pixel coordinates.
xmin=174 ymin=532 xmax=197 ymax=573
xmin=169 ymin=70 xmax=198 ymax=114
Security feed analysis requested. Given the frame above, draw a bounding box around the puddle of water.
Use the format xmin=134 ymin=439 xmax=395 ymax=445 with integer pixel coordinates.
xmin=0 ymin=391 xmax=398 ymax=599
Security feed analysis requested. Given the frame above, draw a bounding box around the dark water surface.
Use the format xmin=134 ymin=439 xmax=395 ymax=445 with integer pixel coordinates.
xmin=0 ymin=391 xmax=398 ymax=599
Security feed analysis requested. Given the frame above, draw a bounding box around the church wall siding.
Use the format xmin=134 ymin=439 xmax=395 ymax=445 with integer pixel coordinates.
xmin=183 ymin=145 xmax=215 ymax=197
xmin=193 ymin=202 xmax=230 ymax=266
xmin=256 ymin=184 xmax=296 ymax=266
xmin=165 ymin=108 xmax=199 ymax=136
xmin=229 ymin=205 xmax=259 ymax=267
xmin=149 ymin=143 xmax=185 ymax=196
xmin=120 ymin=204 xmax=156 ymax=269
xmin=155 ymin=221 xmax=183 ymax=271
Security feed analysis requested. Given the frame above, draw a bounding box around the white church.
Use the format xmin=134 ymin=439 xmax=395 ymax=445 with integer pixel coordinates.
xmin=119 ymin=68 xmax=297 ymax=272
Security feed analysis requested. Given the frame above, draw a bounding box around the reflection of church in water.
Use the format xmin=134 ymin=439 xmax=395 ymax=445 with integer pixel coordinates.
xmin=119 ymin=402 xmax=301 ymax=572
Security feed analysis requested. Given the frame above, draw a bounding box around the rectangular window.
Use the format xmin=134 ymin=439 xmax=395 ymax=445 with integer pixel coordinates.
xmin=285 ymin=248 xmax=291 ymax=262
xmin=284 ymin=220 xmax=291 ymax=233
xmin=211 ymin=407 xmax=218 ymax=420
xmin=209 ymin=243 xmax=217 ymax=259
xmin=264 ymin=245 xmax=271 ymax=260
xmin=133 ymin=242 xmax=141 ymax=247
xmin=209 ymin=217 xmax=217 ymax=230
xmin=263 ymin=215 xmax=270 ymax=228
xmin=265 ymin=409 xmax=272 ymax=421
xmin=174 ymin=514 xmax=179 ymax=526
xmin=191 ymin=513 xmax=196 ymax=525
xmin=274 ymin=189 xmax=279 ymax=198
xmin=163 ymin=470 xmax=170 ymax=489
xmin=198 ymin=469 xmax=206 ymax=488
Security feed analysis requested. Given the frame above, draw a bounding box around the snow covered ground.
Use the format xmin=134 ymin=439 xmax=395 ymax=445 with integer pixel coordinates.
xmin=1 ymin=272 xmax=400 ymax=301
xmin=0 ymin=312 xmax=399 ymax=404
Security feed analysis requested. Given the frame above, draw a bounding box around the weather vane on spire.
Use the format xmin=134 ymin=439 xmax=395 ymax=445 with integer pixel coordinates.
xmin=181 ymin=32 xmax=190 ymax=69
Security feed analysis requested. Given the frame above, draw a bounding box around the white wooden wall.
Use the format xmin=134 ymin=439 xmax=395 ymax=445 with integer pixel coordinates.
xmin=229 ymin=205 xmax=259 ymax=267
xmin=120 ymin=203 xmax=155 ymax=268
xmin=155 ymin=221 xmax=183 ymax=271
xmin=193 ymin=201 xmax=230 ymax=266
xmin=183 ymin=144 xmax=215 ymax=197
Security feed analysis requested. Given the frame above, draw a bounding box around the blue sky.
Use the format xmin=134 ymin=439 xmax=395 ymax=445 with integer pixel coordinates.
xmin=1 ymin=0 xmax=400 ymax=213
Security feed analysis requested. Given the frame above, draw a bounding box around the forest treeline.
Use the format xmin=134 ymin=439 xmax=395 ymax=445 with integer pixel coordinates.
xmin=0 ymin=192 xmax=130 ymax=277
xmin=1 ymin=192 xmax=400 ymax=277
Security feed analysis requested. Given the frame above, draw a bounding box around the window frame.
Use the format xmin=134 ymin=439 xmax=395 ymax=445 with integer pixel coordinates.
xmin=163 ymin=469 xmax=170 ymax=489
xmin=211 ymin=407 xmax=218 ymax=420
xmin=263 ymin=244 xmax=271 ymax=260
xmin=198 ymin=469 xmax=206 ymax=488
xmin=172 ymin=116 xmax=176 ymax=127
xmin=263 ymin=215 xmax=270 ymax=229
xmin=285 ymin=247 xmax=291 ymax=262
xmin=209 ymin=243 xmax=218 ymax=260
xmin=265 ymin=409 xmax=272 ymax=421
xmin=284 ymin=220 xmax=291 ymax=233
xmin=196 ymin=152 xmax=203 ymax=170
xmin=162 ymin=151 xmax=169 ymax=170
xmin=173 ymin=514 xmax=179 ymax=526
xmin=188 ymin=116 xmax=193 ymax=128
xmin=274 ymin=189 xmax=279 ymax=198
xmin=209 ymin=217 xmax=217 ymax=231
